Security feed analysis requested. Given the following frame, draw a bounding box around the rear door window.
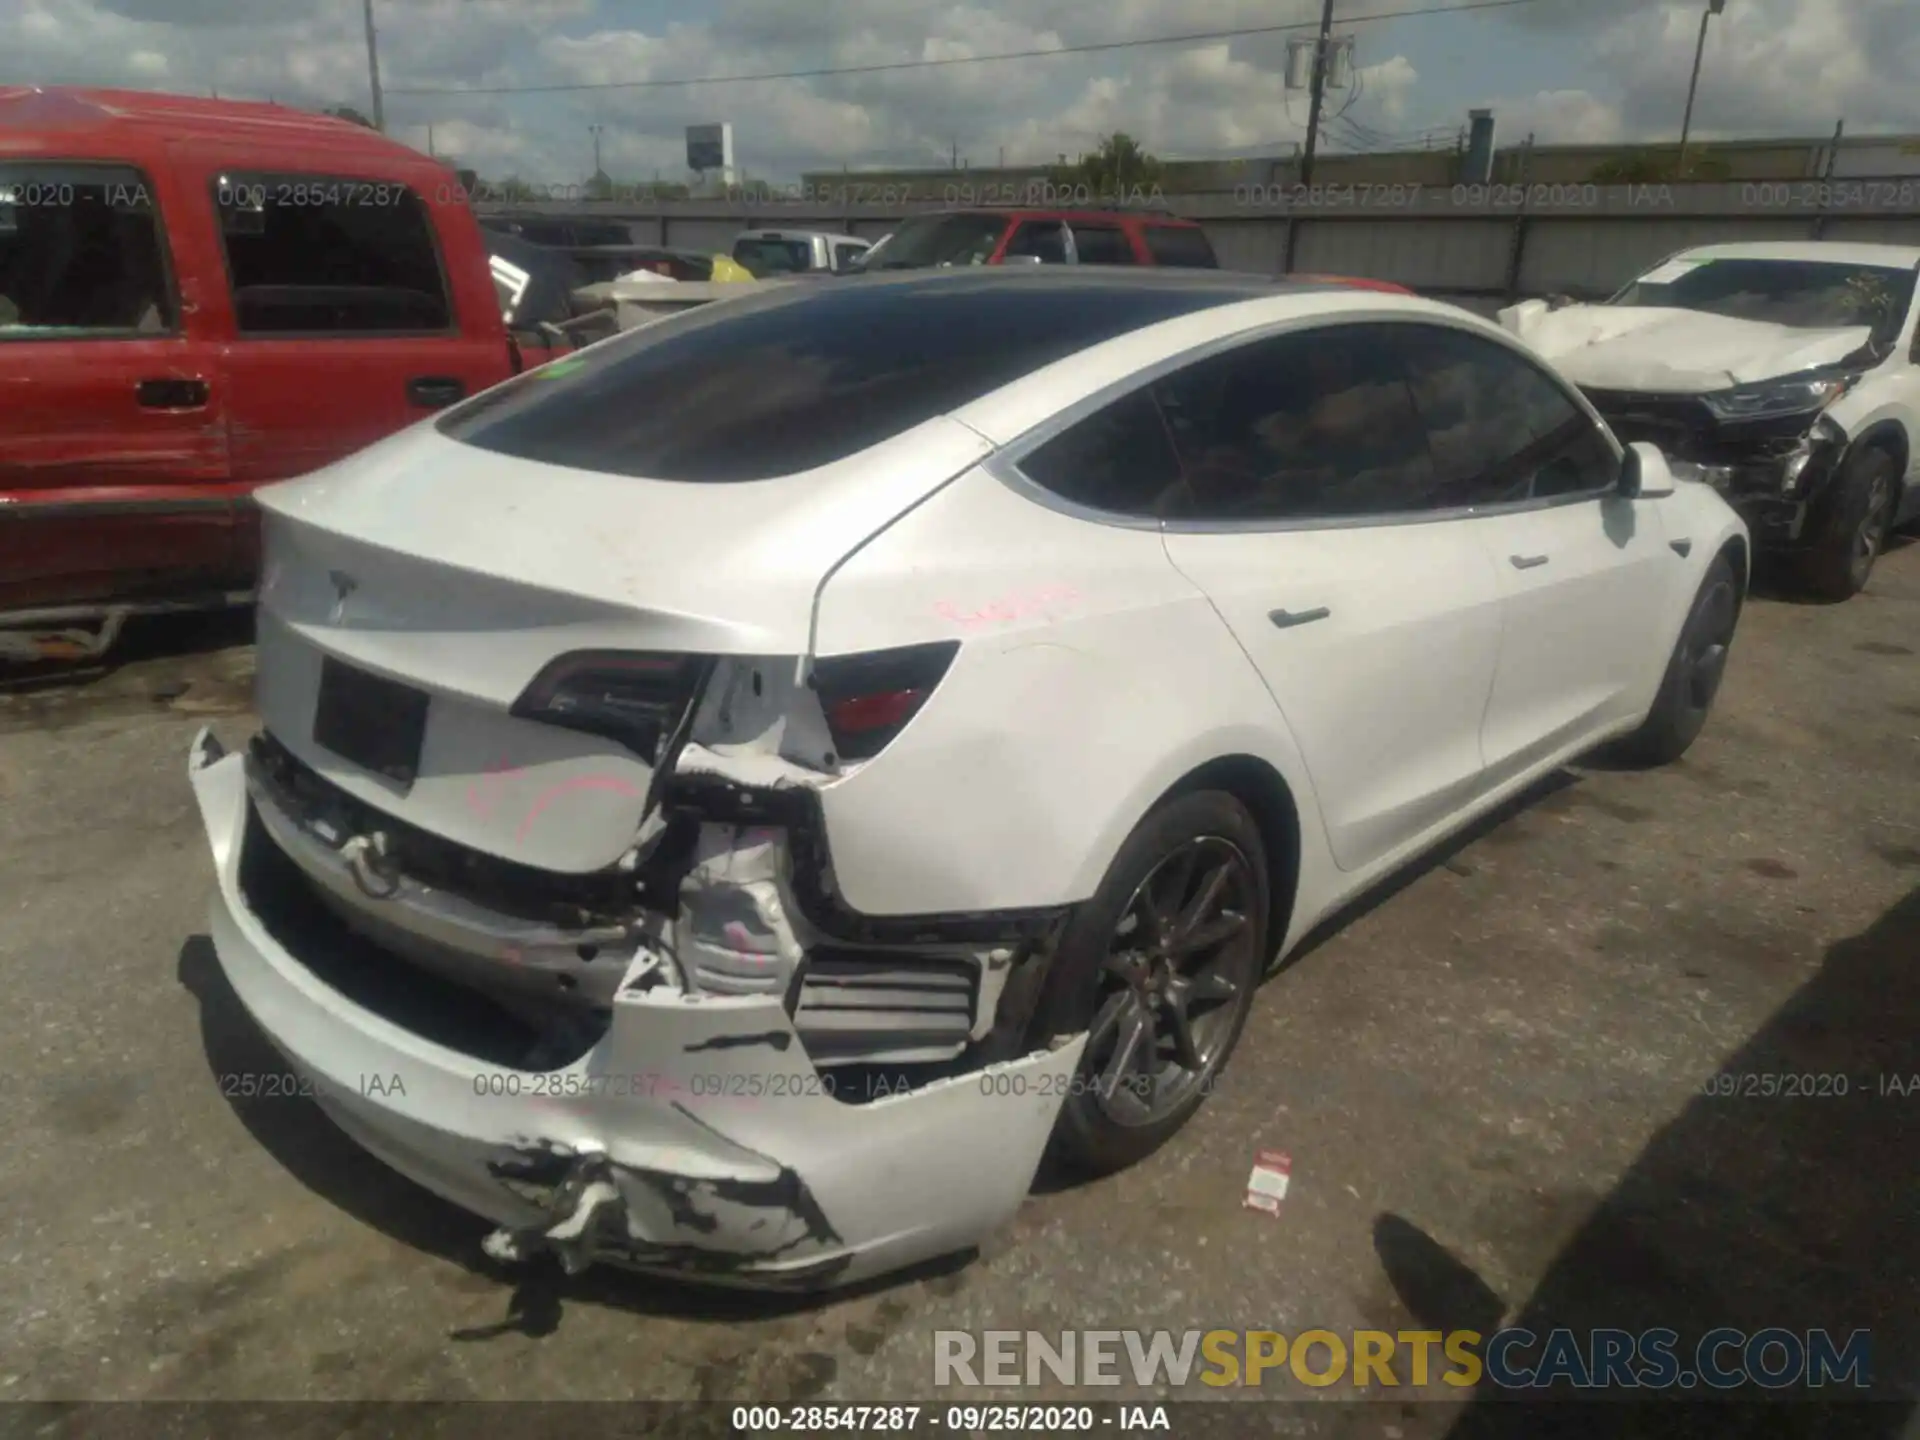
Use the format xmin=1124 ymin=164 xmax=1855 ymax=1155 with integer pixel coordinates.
xmin=1071 ymin=224 xmax=1136 ymax=265
xmin=1143 ymin=225 xmax=1217 ymax=269
xmin=0 ymin=162 xmax=175 ymax=337
xmin=211 ymin=172 xmax=451 ymax=334
xmin=1153 ymin=324 xmax=1440 ymax=521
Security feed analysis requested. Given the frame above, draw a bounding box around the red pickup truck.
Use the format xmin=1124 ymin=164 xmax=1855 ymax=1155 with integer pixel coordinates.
xmin=0 ymin=87 xmax=533 ymax=659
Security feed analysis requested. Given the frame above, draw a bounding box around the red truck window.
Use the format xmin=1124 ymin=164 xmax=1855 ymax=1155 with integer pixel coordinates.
xmin=0 ymin=162 xmax=175 ymax=338
xmin=1142 ymin=224 xmax=1218 ymax=269
xmin=211 ymin=173 xmax=451 ymax=334
xmin=1006 ymin=219 xmax=1069 ymax=264
xmin=1071 ymin=224 xmax=1136 ymax=265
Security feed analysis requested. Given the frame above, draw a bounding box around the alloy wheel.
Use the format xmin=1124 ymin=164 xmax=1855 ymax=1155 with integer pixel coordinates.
xmin=1852 ymin=469 xmax=1894 ymax=589
xmin=1682 ymin=578 xmax=1739 ymax=713
xmin=1084 ymin=836 xmax=1260 ymax=1127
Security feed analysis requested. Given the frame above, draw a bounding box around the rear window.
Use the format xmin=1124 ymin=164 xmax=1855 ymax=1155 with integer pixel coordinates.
xmin=732 ymin=236 xmax=814 ymax=276
xmin=1144 ymin=225 xmax=1218 ymax=269
xmin=1071 ymin=224 xmax=1137 ymax=266
xmin=439 ymin=272 xmax=1266 ymax=481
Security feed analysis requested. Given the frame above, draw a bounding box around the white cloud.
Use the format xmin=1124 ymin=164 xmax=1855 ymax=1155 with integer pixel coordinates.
xmin=1486 ymin=89 xmax=1628 ymax=147
xmin=0 ymin=0 xmax=1911 ymax=186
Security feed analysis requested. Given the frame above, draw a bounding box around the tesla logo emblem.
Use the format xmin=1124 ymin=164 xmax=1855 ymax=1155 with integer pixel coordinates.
xmin=327 ymin=570 xmax=357 ymax=624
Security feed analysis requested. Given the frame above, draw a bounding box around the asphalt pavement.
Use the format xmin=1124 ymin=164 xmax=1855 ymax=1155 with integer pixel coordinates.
xmin=0 ymin=546 xmax=1915 ymax=1435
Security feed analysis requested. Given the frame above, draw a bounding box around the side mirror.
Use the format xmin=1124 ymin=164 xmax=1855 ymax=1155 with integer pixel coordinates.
xmin=1618 ymin=441 xmax=1676 ymax=499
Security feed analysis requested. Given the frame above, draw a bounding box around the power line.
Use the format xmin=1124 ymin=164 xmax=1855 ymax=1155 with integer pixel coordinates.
xmin=386 ymin=0 xmax=1553 ymax=97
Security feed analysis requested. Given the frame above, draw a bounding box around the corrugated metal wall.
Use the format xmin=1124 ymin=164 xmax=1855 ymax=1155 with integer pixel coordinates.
xmin=485 ymin=189 xmax=1920 ymax=298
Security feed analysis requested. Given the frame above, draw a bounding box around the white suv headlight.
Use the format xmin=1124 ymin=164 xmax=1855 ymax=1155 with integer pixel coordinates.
xmin=1700 ymin=373 xmax=1858 ymax=422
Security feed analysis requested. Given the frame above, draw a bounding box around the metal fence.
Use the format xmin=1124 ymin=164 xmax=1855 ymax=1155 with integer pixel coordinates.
xmin=476 ymin=179 xmax=1920 ymax=303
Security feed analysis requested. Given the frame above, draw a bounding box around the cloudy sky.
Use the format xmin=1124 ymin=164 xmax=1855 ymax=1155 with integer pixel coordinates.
xmin=3 ymin=0 xmax=1915 ymax=186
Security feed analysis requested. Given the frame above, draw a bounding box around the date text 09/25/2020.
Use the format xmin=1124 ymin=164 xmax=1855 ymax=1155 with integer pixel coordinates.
xmin=730 ymin=1405 xmax=1172 ymax=1432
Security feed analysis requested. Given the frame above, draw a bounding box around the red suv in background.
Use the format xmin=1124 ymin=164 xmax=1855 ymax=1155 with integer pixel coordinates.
xmin=0 ymin=87 xmax=531 ymax=660
xmin=862 ymin=208 xmax=1219 ymax=270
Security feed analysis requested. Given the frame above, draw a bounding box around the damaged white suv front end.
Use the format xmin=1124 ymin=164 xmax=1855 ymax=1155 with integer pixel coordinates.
xmin=1499 ymin=241 xmax=1920 ymax=599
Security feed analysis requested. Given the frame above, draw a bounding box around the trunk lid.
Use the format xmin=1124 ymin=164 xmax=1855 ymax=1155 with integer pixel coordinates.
xmin=1498 ymin=302 xmax=1873 ymax=393
xmin=251 ymin=417 xmax=991 ymax=872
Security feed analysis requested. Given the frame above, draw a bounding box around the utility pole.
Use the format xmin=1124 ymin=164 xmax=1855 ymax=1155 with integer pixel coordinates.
xmin=361 ymin=0 xmax=385 ymax=131
xmin=1297 ymin=0 xmax=1337 ymax=187
xmin=1676 ymin=0 xmax=1725 ymax=178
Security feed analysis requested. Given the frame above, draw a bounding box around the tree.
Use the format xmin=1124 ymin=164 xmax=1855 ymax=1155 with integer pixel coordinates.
xmin=1050 ymin=132 xmax=1165 ymax=200
xmin=323 ymin=104 xmax=376 ymax=128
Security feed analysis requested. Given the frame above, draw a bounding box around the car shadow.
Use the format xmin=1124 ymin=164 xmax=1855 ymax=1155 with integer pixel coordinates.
xmin=1371 ymin=883 xmax=1919 ymax=1436
xmin=176 ymin=934 xmax=971 ymax=1332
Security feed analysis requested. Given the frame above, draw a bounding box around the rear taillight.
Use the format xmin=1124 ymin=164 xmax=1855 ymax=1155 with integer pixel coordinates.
xmin=511 ymin=651 xmax=705 ymax=760
xmin=812 ymin=641 xmax=959 ymax=763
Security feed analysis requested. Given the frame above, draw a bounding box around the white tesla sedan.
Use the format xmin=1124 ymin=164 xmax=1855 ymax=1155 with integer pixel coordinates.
xmin=188 ymin=269 xmax=1748 ymax=1291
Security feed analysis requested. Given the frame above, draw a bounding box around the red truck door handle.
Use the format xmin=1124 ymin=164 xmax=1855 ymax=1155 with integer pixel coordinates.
xmin=136 ymin=378 xmax=210 ymax=409
xmin=407 ymin=375 xmax=466 ymax=409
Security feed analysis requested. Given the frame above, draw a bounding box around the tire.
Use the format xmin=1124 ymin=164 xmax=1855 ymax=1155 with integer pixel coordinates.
xmin=1797 ymin=446 xmax=1899 ymax=600
xmin=1027 ymin=790 xmax=1269 ymax=1177
xmin=1613 ymin=554 xmax=1741 ymax=767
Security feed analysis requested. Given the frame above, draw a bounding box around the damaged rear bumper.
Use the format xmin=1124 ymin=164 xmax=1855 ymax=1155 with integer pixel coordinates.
xmin=187 ymin=731 xmax=1086 ymax=1290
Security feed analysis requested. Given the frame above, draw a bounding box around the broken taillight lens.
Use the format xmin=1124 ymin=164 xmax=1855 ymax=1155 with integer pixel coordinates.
xmin=812 ymin=641 xmax=959 ymax=763
xmin=510 ymin=651 xmax=703 ymax=760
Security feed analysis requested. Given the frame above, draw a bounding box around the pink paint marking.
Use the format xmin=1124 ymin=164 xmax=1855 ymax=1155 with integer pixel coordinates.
xmin=721 ymin=919 xmax=767 ymax=952
xmin=934 ymin=585 xmax=1084 ymax=629
xmin=514 ymin=773 xmax=643 ymax=843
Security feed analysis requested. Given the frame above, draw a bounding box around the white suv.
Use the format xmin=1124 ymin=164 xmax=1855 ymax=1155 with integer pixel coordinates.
xmin=188 ymin=270 xmax=1747 ymax=1290
xmin=1502 ymin=240 xmax=1920 ymax=599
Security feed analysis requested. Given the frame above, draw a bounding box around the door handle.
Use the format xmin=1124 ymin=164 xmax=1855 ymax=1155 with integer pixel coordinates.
xmin=136 ymin=378 xmax=209 ymax=410
xmin=1268 ymin=606 xmax=1331 ymax=629
xmin=407 ymin=375 xmax=466 ymax=409
xmin=1510 ymin=554 xmax=1550 ymax=570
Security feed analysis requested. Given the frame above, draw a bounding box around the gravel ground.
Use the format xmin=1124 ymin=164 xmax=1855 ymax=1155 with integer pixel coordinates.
xmin=0 ymin=545 xmax=1915 ymax=1437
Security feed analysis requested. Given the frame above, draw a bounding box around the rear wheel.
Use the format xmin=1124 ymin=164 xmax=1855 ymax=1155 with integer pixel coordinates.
xmin=1613 ymin=554 xmax=1740 ymax=767
xmin=1798 ymin=446 xmax=1898 ymax=600
xmin=1031 ymin=791 xmax=1268 ymax=1177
